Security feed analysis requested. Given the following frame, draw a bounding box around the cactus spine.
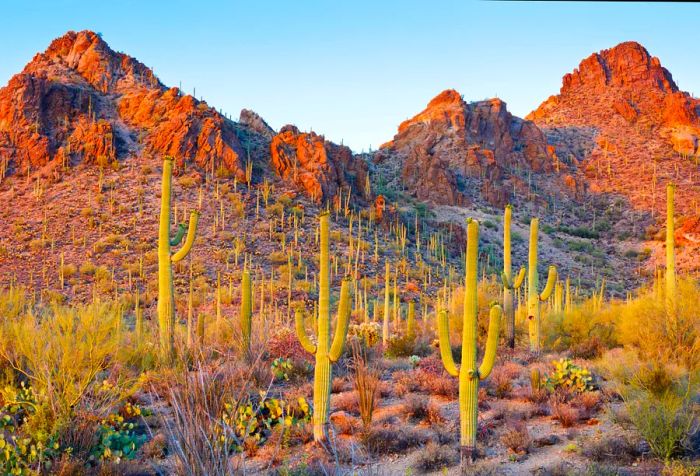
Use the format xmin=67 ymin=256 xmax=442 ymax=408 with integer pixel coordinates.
xmin=157 ymin=157 xmax=199 ymax=361
xmin=295 ymin=212 xmax=351 ymax=444
xmin=241 ymin=265 xmax=252 ymax=354
xmin=526 ymin=218 xmax=557 ymax=354
xmin=437 ymin=219 xmax=502 ymax=463
xmin=501 ymin=205 xmax=525 ymax=349
xmin=666 ymin=183 xmax=676 ymax=321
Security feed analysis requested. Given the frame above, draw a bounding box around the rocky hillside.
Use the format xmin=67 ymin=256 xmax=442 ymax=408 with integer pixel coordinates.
xmin=528 ymin=41 xmax=700 ymax=272
xmin=375 ymin=89 xmax=583 ymax=209
xmin=0 ymin=30 xmax=364 ymax=202
xmin=0 ymin=32 xmax=697 ymax=298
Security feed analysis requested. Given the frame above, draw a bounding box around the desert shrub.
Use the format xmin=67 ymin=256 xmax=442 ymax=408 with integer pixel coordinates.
xmin=617 ymin=278 xmax=700 ymax=369
xmin=623 ymin=382 xmax=697 ymax=461
xmin=385 ymin=335 xmax=420 ymax=358
xmin=581 ymin=434 xmax=641 ymax=465
xmin=551 ymin=400 xmax=580 ymax=428
xmin=0 ymin=299 xmax=123 ymax=428
xmin=487 ymin=366 xmax=513 ymax=398
xmin=350 ymin=340 xmax=380 ymax=428
xmin=500 ymin=421 xmax=531 ymax=453
xmin=362 ymin=425 xmax=428 ymax=455
xmin=348 ymin=322 xmax=381 ymax=348
xmin=543 ymin=298 xmax=617 ymax=354
xmin=267 ymin=328 xmax=312 ymax=364
xmin=413 ymin=441 xmax=458 ymax=472
xmin=403 ymin=394 xmax=429 ymax=421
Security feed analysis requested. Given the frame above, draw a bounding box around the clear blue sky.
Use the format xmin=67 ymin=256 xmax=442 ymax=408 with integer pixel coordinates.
xmin=1 ymin=0 xmax=698 ymax=152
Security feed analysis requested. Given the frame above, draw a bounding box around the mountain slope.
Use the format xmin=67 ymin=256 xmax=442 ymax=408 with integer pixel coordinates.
xmin=528 ymin=41 xmax=700 ymax=272
xmin=376 ymin=89 xmax=583 ymax=209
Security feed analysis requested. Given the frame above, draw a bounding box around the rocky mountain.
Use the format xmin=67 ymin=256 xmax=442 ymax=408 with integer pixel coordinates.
xmin=528 ymin=41 xmax=700 ymax=271
xmin=0 ymin=30 xmax=363 ymax=202
xmin=0 ymin=32 xmax=697 ymax=294
xmin=375 ymin=89 xmax=582 ymax=209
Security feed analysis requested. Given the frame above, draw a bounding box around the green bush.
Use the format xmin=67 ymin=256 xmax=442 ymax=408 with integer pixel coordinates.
xmin=623 ymin=380 xmax=697 ymax=461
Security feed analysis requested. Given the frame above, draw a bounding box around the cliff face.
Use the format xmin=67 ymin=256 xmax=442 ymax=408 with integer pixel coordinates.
xmin=0 ymin=30 xmax=250 ymax=180
xmin=270 ymin=125 xmax=367 ymax=203
xmin=377 ymin=89 xmax=577 ymax=208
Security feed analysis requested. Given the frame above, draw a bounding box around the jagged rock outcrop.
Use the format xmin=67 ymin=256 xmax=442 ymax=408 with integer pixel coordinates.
xmin=239 ymin=108 xmax=275 ymax=140
xmin=0 ymin=30 xmax=246 ymax=178
xmin=528 ymin=41 xmax=700 ymax=218
xmin=270 ymin=125 xmax=367 ymax=202
xmin=377 ymin=89 xmax=567 ymax=207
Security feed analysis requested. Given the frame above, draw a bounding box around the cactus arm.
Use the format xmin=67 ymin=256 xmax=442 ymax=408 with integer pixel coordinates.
xmin=513 ymin=267 xmax=526 ymax=289
xmin=539 ymin=265 xmax=558 ymax=301
xmin=171 ymin=211 xmax=199 ymax=263
xmin=501 ymin=272 xmax=513 ymax=289
xmin=170 ymin=223 xmax=187 ymax=246
xmin=478 ymin=304 xmax=502 ymax=381
xmin=437 ymin=309 xmax=459 ymax=377
xmin=329 ymin=277 xmax=352 ymax=362
xmin=295 ymin=308 xmax=317 ymax=354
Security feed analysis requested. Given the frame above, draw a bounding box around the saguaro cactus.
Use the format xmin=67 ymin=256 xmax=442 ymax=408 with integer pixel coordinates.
xmin=158 ymin=157 xmax=199 ymax=361
xmin=241 ymin=265 xmax=252 ymax=354
xmin=295 ymin=212 xmax=352 ymax=444
xmin=437 ymin=219 xmax=502 ymax=463
xmin=501 ymin=205 xmax=526 ymax=349
xmin=382 ymin=258 xmax=390 ymax=346
xmin=526 ymin=218 xmax=557 ymax=354
xmin=665 ymin=183 xmax=677 ymax=321
xmin=407 ymin=300 xmax=416 ymax=339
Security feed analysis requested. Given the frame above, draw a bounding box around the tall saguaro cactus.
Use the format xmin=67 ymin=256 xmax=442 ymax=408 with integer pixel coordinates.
xmin=158 ymin=157 xmax=200 ymax=361
xmin=501 ymin=205 xmax=525 ymax=349
xmin=241 ymin=265 xmax=252 ymax=354
xmin=526 ymin=218 xmax=557 ymax=354
xmin=437 ymin=219 xmax=503 ymax=463
xmin=665 ymin=183 xmax=677 ymax=321
xmin=382 ymin=258 xmax=390 ymax=346
xmin=295 ymin=212 xmax=352 ymax=444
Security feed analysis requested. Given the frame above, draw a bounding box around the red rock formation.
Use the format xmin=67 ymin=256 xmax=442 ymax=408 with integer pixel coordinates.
xmin=0 ymin=30 xmax=245 ymax=178
xmin=270 ymin=125 xmax=367 ymax=202
xmin=528 ymin=41 xmax=700 ymax=220
xmin=379 ymin=89 xmax=565 ymax=207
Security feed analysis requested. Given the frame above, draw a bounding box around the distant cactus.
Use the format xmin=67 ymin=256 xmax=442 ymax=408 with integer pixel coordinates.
xmin=295 ymin=212 xmax=351 ymax=444
xmin=241 ymin=265 xmax=252 ymax=354
xmin=157 ymin=157 xmax=199 ymax=361
xmin=666 ymin=183 xmax=676 ymax=321
xmin=382 ymin=259 xmax=390 ymax=346
xmin=526 ymin=218 xmax=557 ymax=354
xmin=437 ymin=219 xmax=502 ymax=463
xmin=501 ymin=205 xmax=525 ymax=349
xmin=407 ymin=300 xmax=416 ymax=339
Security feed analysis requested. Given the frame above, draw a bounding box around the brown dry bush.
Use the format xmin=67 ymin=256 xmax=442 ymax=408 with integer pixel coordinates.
xmin=413 ymin=441 xmax=458 ymax=472
xmin=362 ymin=425 xmax=429 ymax=455
xmin=581 ymin=434 xmax=642 ymax=465
xmin=332 ymin=391 xmax=359 ymax=415
xmin=551 ymin=401 xmax=580 ymax=428
xmin=500 ymin=420 xmax=532 ymax=453
xmin=487 ymin=366 xmax=514 ymax=398
xmin=403 ymin=393 xmax=429 ymax=421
